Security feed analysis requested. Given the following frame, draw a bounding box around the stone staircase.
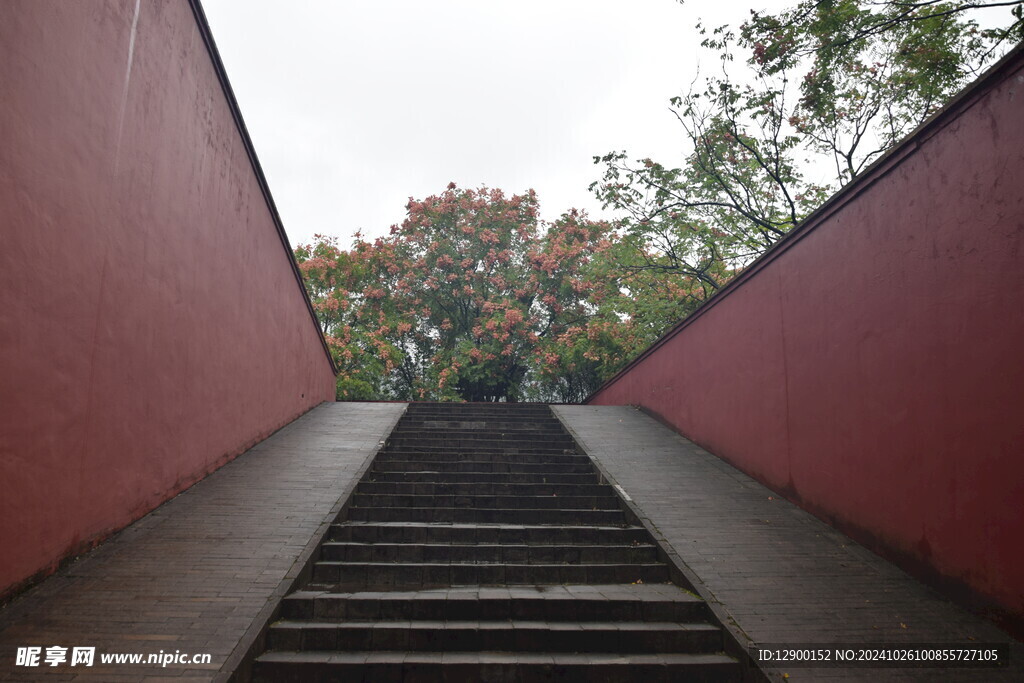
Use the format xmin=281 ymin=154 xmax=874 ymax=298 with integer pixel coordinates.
xmin=252 ymin=402 xmax=744 ymax=681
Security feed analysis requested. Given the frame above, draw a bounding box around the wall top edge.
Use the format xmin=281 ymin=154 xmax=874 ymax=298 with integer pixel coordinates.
xmin=187 ymin=0 xmax=337 ymax=375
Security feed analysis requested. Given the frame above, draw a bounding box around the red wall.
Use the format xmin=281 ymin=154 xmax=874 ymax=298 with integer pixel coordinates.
xmin=0 ymin=0 xmax=336 ymax=598
xmin=589 ymin=48 xmax=1024 ymax=623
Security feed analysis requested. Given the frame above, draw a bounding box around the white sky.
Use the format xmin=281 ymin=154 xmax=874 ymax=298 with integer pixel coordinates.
xmin=201 ymin=1 xmax=1016 ymax=250
xmin=201 ymin=0 xmax=797 ymax=249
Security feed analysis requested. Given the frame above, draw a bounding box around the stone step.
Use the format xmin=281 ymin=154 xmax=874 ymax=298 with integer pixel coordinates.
xmin=400 ymin=413 xmax=557 ymax=423
xmin=310 ymin=561 xmax=671 ymax=587
xmin=344 ymin=506 xmax=627 ymax=525
xmin=365 ymin=471 xmax=600 ymax=484
xmin=373 ymin=450 xmax=589 ymax=464
xmin=387 ymin=428 xmax=573 ymax=438
xmin=327 ymin=522 xmax=651 ymax=545
xmin=356 ymin=481 xmax=614 ymax=496
xmin=319 ymin=542 xmax=659 ymax=564
xmin=393 ymin=419 xmax=568 ymax=429
xmin=266 ymin=619 xmax=723 ymax=654
xmin=405 ymin=405 xmax=557 ymax=411
xmin=279 ymin=586 xmax=710 ymax=622
xmin=382 ymin=440 xmax=581 ymax=454
xmin=254 ymin=651 xmax=742 ymax=683
xmin=350 ymin=493 xmax=622 ymax=510
xmin=405 ymin=403 xmax=552 ymax=414
xmin=401 ymin=413 xmax=557 ymax=423
xmin=370 ymin=460 xmax=593 ymax=474
xmin=394 ymin=420 xmax=567 ymax=432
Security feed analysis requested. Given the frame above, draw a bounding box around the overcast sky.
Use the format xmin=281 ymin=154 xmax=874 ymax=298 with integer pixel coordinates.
xmin=200 ymin=0 xmax=794 ymax=248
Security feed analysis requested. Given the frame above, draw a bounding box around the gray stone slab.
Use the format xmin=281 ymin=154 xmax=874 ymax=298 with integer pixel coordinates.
xmin=554 ymin=404 xmax=1022 ymax=682
xmin=0 ymin=402 xmax=406 ymax=681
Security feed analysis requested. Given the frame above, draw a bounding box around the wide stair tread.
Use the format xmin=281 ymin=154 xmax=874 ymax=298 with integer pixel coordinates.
xmin=319 ymin=541 xmax=660 ymax=563
xmin=351 ymin=493 xmax=622 ymax=508
xmin=266 ymin=619 xmax=723 ymax=653
xmin=309 ymin=561 xmax=670 ymax=588
xmin=357 ymin=481 xmax=614 ymax=494
xmin=280 ymin=585 xmax=710 ymax=621
xmin=254 ymin=651 xmax=739 ymax=683
xmin=328 ymin=521 xmax=652 ymax=545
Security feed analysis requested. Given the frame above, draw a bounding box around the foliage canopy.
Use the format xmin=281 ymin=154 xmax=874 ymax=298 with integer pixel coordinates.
xmin=592 ymin=0 xmax=1021 ymax=294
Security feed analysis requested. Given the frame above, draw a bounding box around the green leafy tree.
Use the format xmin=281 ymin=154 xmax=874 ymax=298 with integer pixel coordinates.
xmin=743 ymin=1 xmax=1022 ymax=69
xmin=593 ymin=0 xmax=1020 ymax=337
xmin=741 ymin=0 xmax=1018 ymax=180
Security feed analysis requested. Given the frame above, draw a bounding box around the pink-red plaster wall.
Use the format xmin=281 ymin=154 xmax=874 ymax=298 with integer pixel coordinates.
xmin=0 ymin=0 xmax=336 ymax=597
xmin=589 ymin=48 xmax=1024 ymax=624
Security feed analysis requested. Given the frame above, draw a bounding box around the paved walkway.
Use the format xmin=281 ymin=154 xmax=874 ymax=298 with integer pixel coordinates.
xmin=554 ymin=405 xmax=1023 ymax=681
xmin=4 ymin=401 xmax=1019 ymax=681
xmin=0 ymin=402 xmax=406 ymax=681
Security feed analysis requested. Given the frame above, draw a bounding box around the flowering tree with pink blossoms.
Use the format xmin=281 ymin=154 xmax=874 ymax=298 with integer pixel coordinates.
xmin=296 ymin=184 xmax=653 ymax=402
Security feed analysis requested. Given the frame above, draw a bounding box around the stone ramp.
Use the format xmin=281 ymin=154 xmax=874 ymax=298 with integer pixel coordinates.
xmin=554 ymin=405 xmax=1023 ymax=681
xmin=0 ymin=402 xmax=406 ymax=681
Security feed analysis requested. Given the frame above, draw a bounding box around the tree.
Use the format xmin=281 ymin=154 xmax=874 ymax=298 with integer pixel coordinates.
xmin=526 ymin=211 xmax=651 ymax=402
xmin=295 ymin=184 xmax=637 ymax=402
xmin=741 ymin=0 xmax=1019 ymax=180
xmin=296 ymin=235 xmax=401 ymax=399
xmin=743 ymin=1 xmax=1022 ymax=66
xmin=375 ymin=184 xmax=545 ymax=402
xmin=593 ymin=0 xmax=1020 ymax=337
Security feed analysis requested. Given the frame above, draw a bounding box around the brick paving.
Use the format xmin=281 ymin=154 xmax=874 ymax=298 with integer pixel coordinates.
xmin=0 ymin=402 xmax=405 ymax=681
xmin=554 ymin=404 xmax=1023 ymax=682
